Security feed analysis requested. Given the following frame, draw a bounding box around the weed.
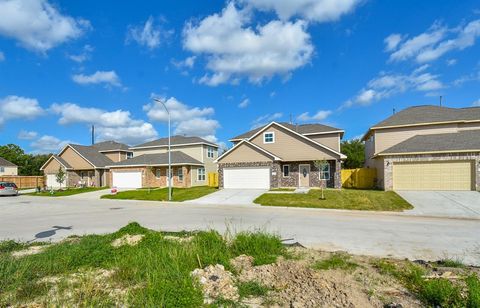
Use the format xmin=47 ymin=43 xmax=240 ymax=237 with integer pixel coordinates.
xmin=419 ymin=278 xmax=463 ymax=307
xmin=0 ymin=240 xmax=25 ymax=254
xmin=237 ymin=281 xmax=270 ymax=298
xmin=466 ymin=274 xmax=480 ymax=308
xmin=436 ymin=258 xmax=465 ymax=268
xmin=313 ymin=253 xmax=358 ymax=271
xmin=230 ymin=231 xmax=286 ymax=265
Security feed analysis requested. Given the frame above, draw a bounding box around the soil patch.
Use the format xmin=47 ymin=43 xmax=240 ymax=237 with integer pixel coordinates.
xmin=111 ymin=234 xmax=144 ymax=248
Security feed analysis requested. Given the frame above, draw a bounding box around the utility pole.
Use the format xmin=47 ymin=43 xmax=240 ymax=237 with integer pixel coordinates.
xmin=439 ymin=95 xmax=443 ymax=107
xmin=91 ymin=125 xmax=95 ymax=145
xmin=153 ymin=98 xmax=172 ymax=201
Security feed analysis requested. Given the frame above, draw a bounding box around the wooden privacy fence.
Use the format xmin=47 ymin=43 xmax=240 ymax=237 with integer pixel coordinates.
xmin=0 ymin=176 xmax=45 ymax=189
xmin=341 ymin=168 xmax=376 ymax=189
xmin=208 ymin=172 xmax=218 ymax=187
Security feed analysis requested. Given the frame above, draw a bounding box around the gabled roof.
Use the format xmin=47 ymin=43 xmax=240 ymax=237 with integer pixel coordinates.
xmin=377 ymin=130 xmax=480 ymax=156
xmin=40 ymin=155 xmax=73 ymax=171
xmin=92 ymin=141 xmax=130 ymax=152
xmin=68 ymin=144 xmax=114 ymax=168
xmin=131 ymin=135 xmax=218 ymax=149
xmin=0 ymin=157 xmax=17 ymax=167
xmin=108 ymin=151 xmax=203 ymax=167
xmin=231 ymin=122 xmax=344 ymax=141
xmin=215 ymin=139 xmax=282 ymax=163
xmin=372 ymin=105 xmax=480 ymax=129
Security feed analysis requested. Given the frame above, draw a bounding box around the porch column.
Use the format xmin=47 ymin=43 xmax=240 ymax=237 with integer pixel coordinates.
xmin=334 ymin=160 xmax=342 ymax=189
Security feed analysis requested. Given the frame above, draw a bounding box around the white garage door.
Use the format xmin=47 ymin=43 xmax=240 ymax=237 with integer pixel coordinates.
xmin=223 ymin=167 xmax=270 ymax=189
xmin=112 ymin=171 xmax=142 ymax=188
xmin=46 ymin=174 xmax=63 ymax=188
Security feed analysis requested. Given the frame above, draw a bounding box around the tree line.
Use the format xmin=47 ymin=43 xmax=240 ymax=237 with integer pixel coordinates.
xmin=0 ymin=144 xmax=51 ymax=176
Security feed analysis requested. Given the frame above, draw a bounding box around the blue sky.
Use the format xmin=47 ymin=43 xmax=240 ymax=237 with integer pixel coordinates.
xmin=0 ymin=0 xmax=479 ymax=153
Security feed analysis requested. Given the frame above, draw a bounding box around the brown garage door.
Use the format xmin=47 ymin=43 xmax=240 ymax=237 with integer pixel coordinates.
xmin=393 ymin=161 xmax=474 ymax=191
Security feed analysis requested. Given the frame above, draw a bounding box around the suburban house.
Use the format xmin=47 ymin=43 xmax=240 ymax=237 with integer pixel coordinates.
xmin=107 ymin=136 xmax=219 ymax=189
xmin=215 ymin=122 xmax=346 ymax=189
xmin=363 ymin=105 xmax=480 ymax=191
xmin=41 ymin=141 xmax=132 ymax=188
xmin=0 ymin=157 xmax=18 ymax=176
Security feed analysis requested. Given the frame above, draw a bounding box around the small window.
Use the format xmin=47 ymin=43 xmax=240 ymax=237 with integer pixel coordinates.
xmin=127 ymin=152 xmax=133 ymax=159
xmin=207 ymin=146 xmax=215 ymax=158
xmin=155 ymin=169 xmax=161 ymax=179
xmin=0 ymin=167 xmax=4 ymax=173
xmin=282 ymin=165 xmax=290 ymax=177
xmin=178 ymin=168 xmax=183 ymax=182
xmin=319 ymin=163 xmax=330 ymax=180
xmin=263 ymin=132 xmax=275 ymax=143
xmin=197 ymin=167 xmax=206 ymax=181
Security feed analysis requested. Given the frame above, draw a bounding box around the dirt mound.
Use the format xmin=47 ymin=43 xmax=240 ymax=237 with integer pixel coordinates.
xmin=111 ymin=234 xmax=144 ymax=247
xmin=230 ymin=254 xmax=254 ymax=273
xmin=191 ymin=264 xmax=239 ymax=304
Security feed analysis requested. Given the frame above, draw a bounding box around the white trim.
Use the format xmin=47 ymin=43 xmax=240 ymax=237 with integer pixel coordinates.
xmin=207 ymin=146 xmax=215 ymax=159
xmin=130 ymin=142 xmax=218 ymax=150
xmin=298 ymin=164 xmax=310 ymax=187
xmin=201 ymin=145 xmax=204 ymax=163
xmin=106 ymin=163 xmax=204 ymax=168
xmin=247 ymin=122 xmax=346 ymax=159
xmin=40 ymin=155 xmax=72 ymax=171
xmin=263 ymin=131 xmax=275 ymax=144
xmin=61 ymin=145 xmax=100 ymax=169
xmin=302 ymin=130 xmax=345 ymax=136
xmin=282 ymin=164 xmax=290 ymax=177
xmin=197 ymin=167 xmax=206 ymax=181
xmin=214 ymin=139 xmax=282 ymax=163
xmin=98 ymin=149 xmax=130 ymax=153
xmin=375 ymin=149 xmax=480 ymax=157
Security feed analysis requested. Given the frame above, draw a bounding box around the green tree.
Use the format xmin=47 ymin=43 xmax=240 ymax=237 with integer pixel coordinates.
xmin=55 ymin=167 xmax=66 ymax=189
xmin=313 ymin=160 xmax=329 ymax=200
xmin=0 ymin=144 xmax=26 ymax=166
xmin=341 ymin=139 xmax=365 ymax=169
xmin=0 ymin=144 xmax=51 ymax=175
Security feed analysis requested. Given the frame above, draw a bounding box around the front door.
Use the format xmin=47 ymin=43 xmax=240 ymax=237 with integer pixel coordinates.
xmin=299 ymin=164 xmax=310 ymax=187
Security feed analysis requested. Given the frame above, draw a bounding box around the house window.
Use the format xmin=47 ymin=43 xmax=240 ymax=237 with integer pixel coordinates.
xmin=197 ymin=167 xmax=206 ymax=181
xmin=80 ymin=171 xmax=86 ymax=178
xmin=263 ymin=132 xmax=275 ymax=143
xmin=207 ymin=146 xmax=215 ymax=158
xmin=127 ymin=152 xmax=133 ymax=159
xmin=155 ymin=169 xmax=161 ymax=179
xmin=319 ymin=163 xmax=330 ymax=180
xmin=0 ymin=167 xmax=4 ymax=173
xmin=178 ymin=168 xmax=183 ymax=182
xmin=282 ymin=165 xmax=290 ymax=177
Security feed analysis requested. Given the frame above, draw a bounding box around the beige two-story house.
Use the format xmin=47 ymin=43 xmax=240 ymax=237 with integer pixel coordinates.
xmin=363 ymin=105 xmax=480 ymax=191
xmin=107 ymin=136 xmax=219 ymax=188
xmin=40 ymin=141 xmax=132 ymax=188
xmin=216 ymin=122 xmax=346 ymax=189
xmin=0 ymin=157 xmax=18 ymax=176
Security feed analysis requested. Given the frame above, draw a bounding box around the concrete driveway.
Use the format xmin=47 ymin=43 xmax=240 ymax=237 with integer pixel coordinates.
xmin=185 ymin=188 xmax=266 ymax=205
xmin=397 ymin=191 xmax=480 ymax=219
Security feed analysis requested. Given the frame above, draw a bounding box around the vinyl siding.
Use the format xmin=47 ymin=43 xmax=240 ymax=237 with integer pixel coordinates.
xmin=250 ymin=126 xmax=338 ymax=161
xmin=43 ymin=159 xmax=64 ymax=174
xmin=104 ymin=152 xmax=128 ymax=162
xmin=0 ymin=166 xmax=18 ymax=176
xmin=218 ymin=142 xmax=273 ymax=163
xmin=307 ymin=133 xmax=341 ymax=151
xmin=133 ymin=144 xmax=204 ymax=162
xmin=60 ymin=147 xmax=94 ymax=170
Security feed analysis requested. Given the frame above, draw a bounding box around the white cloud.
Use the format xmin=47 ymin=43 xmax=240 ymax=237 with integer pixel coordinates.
xmin=343 ymin=68 xmax=444 ymax=108
xmin=446 ymin=58 xmax=457 ymax=66
xmin=126 ymin=16 xmax=172 ymax=49
xmin=183 ymin=2 xmax=313 ymax=86
xmin=251 ymin=112 xmax=283 ymax=128
xmin=72 ymin=70 xmax=121 ymax=87
xmin=0 ymin=51 xmax=4 ymax=61
xmin=296 ymin=110 xmax=332 ymax=122
xmin=242 ymin=0 xmax=361 ymax=22
xmin=30 ymin=135 xmax=72 ymax=154
xmin=0 ymin=95 xmax=45 ymax=125
xmin=144 ymin=96 xmax=220 ymax=142
xmin=384 ymin=34 xmax=403 ymax=51
xmin=238 ymin=98 xmax=250 ymax=108
xmin=18 ymin=130 xmax=38 ymax=140
xmin=387 ymin=19 xmax=480 ymax=63
xmin=67 ymin=44 xmax=93 ymax=63
xmin=473 ymin=99 xmax=480 ymax=107
xmin=172 ymin=56 xmax=196 ymax=69
xmin=50 ymin=102 xmax=158 ymax=145
xmin=0 ymin=0 xmax=90 ymax=52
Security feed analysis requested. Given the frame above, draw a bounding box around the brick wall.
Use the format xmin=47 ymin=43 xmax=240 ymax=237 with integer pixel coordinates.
xmin=109 ymin=165 xmax=194 ymax=188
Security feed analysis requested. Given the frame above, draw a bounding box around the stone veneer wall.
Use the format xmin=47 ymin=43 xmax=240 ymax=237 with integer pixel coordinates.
xmin=218 ymin=160 xmax=342 ymax=189
xmin=382 ymin=153 xmax=480 ymax=191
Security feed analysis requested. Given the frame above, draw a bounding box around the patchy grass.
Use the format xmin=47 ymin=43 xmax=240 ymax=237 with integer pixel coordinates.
xmin=101 ymin=186 xmax=217 ymax=202
xmin=0 ymin=223 xmax=286 ymax=307
xmin=237 ymin=281 xmax=270 ymax=298
xmin=313 ymin=252 xmax=358 ymax=271
xmin=466 ymin=274 xmax=480 ymax=308
xmin=254 ymin=189 xmax=412 ymax=211
xmin=230 ymin=231 xmax=287 ymax=266
xmin=27 ymin=187 xmax=106 ymax=197
xmin=269 ymin=188 xmax=295 ymax=192
xmin=436 ymin=258 xmax=465 ymax=268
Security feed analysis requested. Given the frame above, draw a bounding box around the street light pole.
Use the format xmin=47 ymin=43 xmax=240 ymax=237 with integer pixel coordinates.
xmin=153 ymin=98 xmax=172 ymax=201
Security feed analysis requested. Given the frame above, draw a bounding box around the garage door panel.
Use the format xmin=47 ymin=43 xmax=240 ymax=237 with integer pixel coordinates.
xmin=224 ymin=167 xmax=270 ymax=189
xmin=393 ymin=161 xmax=473 ymax=191
xmin=112 ymin=171 xmax=142 ymax=188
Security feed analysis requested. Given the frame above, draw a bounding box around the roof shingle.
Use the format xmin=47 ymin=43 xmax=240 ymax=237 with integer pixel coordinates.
xmin=109 ymin=151 xmax=203 ymax=167
xmin=231 ymin=122 xmax=343 ymax=140
xmin=92 ymin=141 xmax=130 ymax=152
xmin=0 ymin=157 xmax=17 ymax=167
xmin=379 ymin=130 xmax=480 ymax=155
xmin=132 ymin=135 xmax=218 ymax=148
xmin=69 ymin=144 xmax=114 ymax=168
xmin=52 ymin=155 xmax=72 ymax=169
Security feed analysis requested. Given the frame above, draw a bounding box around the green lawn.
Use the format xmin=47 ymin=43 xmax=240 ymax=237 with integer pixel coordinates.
xmin=27 ymin=187 xmax=107 ymax=197
xmin=254 ymin=189 xmax=413 ymax=211
xmin=101 ymin=186 xmax=217 ymax=202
